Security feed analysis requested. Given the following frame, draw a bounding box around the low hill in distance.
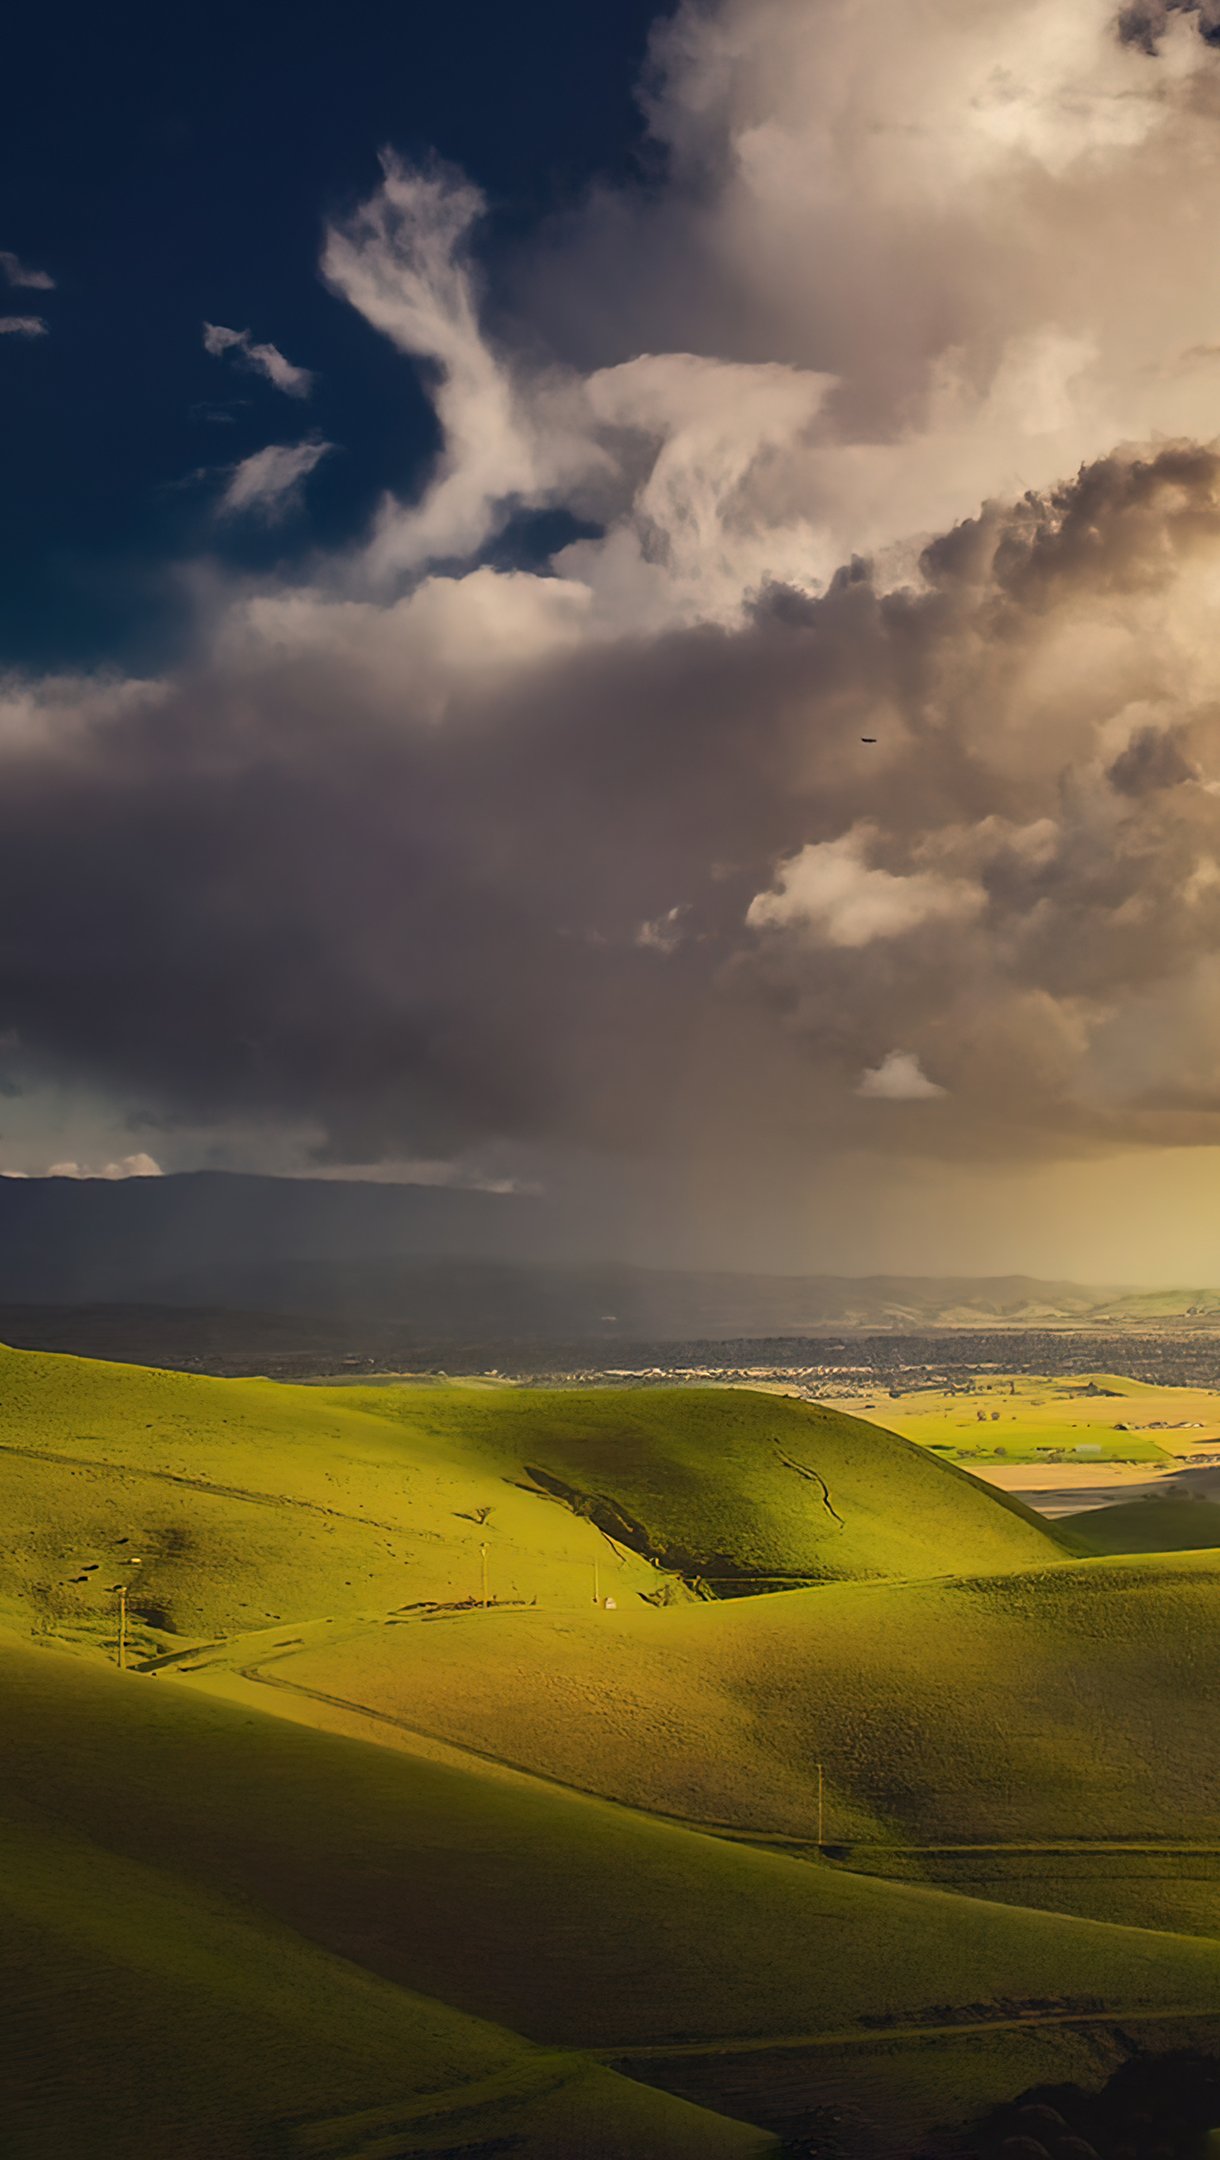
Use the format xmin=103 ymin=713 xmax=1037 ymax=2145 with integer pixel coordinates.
xmin=8 ymin=1174 xmax=1220 ymax=1343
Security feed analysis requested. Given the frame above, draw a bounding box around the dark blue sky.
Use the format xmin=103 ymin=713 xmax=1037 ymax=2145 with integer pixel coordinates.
xmin=1 ymin=0 xmax=667 ymax=672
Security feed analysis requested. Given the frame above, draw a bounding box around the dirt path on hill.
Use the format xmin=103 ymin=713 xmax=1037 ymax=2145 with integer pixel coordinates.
xmin=598 ymin=2003 xmax=1220 ymax=2064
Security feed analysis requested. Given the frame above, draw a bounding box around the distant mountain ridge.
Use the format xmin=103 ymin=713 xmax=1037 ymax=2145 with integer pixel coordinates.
xmin=1 ymin=1174 xmax=1218 ymax=1337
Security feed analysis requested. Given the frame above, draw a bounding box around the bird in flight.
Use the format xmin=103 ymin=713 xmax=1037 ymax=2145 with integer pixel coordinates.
xmin=861 ymin=736 xmax=877 ymax=744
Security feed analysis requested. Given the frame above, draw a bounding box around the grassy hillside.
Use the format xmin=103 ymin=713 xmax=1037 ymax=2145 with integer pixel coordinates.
xmin=6 ymin=1637 xmax=1220 ymax=2154
xmin=1064 ymin=1496 xmax=1220 ymax=1555
xmin=238 ymin=1551 xmax=1220 ymax=1855
xmin=0 ymin=1346 xmax=661 ymax=1651
xmin=339 ymin=1379 xmax=1063 ymax=1584
xmin=0 ymin=1347 xmax=1062 ymax=1668
xmin=1 ymin=1807 xmax=763 ymax=2160
xmin=228 ymin=1547 xmax=1220 ymax=1946
xmin=8 ymin=1344 xmax=1220 ymax=2152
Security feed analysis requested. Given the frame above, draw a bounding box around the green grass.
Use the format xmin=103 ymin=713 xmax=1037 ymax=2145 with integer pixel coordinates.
xmin=6 ymin=1636 xmax=1220 ymax=2153
xmin=338 ymin=1379 xmax=1063 ymax=1583
xmin=1 ymin=1808 xmax=766 ymax=2160
xmin=0 ymin=1344 xmax=663 ymax=1653
xmin=0 ymin=1345 xmax=1062 ymax=1668
xmin=853 ymin=1846 xmax=1220 ymax=1942
xmin=7 ymin=1342 xmax=1220 ymax=2152
xmin=250 ymin=1551 xmax=1220 ymax=1852
xmin=1063 ymin=1497 xmax=1220 ymax=1555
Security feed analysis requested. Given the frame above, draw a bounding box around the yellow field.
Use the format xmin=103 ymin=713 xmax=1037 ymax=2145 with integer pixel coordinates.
xmin=822 ymin=1372 xmax=1220 ymax=1467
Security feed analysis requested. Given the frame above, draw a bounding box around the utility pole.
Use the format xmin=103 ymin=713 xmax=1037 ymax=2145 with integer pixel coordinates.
xmin=115 ymin=1557 xmax=142 ymax=1672
xmin=480 ymin=1541 xmax=490 ymax=1608
xmin=817 ymin=1761 xmax=825 ymax=1849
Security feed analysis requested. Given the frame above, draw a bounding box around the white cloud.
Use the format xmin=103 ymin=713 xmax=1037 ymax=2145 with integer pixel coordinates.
xmin=565 ymin=352 xmax=834 ymax=625
xmin=156 ymin=8 xmax=1220 ymax=645
xmin=203 ymin=321 xmax=313 ymax=398
xmin=46 ymin=1153 xmax=162 ymax=1180
xmin=0 ymin=251 xmax=54 ymax=291
xmin=218 ymin=438 xmax=332 ymax=520
xmin=0 ymin=316 xmax=47 ymax=338
xmin=318 ymin=159 xmax=841 ymax=623
xmin=857 ymin=1051 xmax=947 ymax=1101
xmin=227 ymin=563 xmax=590 ymax=720
xmin=321 ymin=155 xmax=601 ymax=580
xmin=746 ymin=827 xmax=985 ymax=947
xmin=497 ymin=0 xmax=1220 ymax=616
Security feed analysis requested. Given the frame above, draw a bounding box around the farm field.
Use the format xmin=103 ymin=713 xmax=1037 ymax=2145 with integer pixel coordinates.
xmin=823 ymin=1373 xmax=1220 ymax=1469
xmin=5 ymin=1341 xmax=1220 ymax=2155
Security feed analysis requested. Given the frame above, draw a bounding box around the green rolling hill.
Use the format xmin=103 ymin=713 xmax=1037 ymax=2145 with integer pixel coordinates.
xmin=339 ymin=1380 xmax=1062 ymax=1585
xmin=5 ymin=1341 xmax=1220 ymax=2155
xmin=0 ymin=1346 xmax=1062 ymax=1664
xmin=1063 ymin=1495 xmax=1220 ymax=1555
xmin=233 ymin=1549 xmax=1220 ymax=1877
xmin=2 ymin=1784 xmax=761 ymax=2160
xmin=6 ymin=1636 xmax=1220 ymax=2157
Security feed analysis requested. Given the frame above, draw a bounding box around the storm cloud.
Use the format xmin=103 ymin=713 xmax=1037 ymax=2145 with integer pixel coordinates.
xmin=6 ymin=442 xmax=1220 ymax=1173
xmin=7 ymin=0 xmax=1220 ymax=1206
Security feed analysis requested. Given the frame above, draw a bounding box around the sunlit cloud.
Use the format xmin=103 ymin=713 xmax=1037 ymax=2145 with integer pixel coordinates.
xmin=44 ymin=1154 xmax=162 ymax=1180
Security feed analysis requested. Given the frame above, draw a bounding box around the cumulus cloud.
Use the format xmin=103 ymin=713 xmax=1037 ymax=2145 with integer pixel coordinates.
xmin=0 ymin=316 xmax=48 ymax=338
xmin=857 ymin=1052 xmax=947 ymax=1101
xmin=203 ymin=321 xmax=314 ymax=398
xmin=519 ymin=0 xmax=1220 ymax=603
xmin=747 ymin=828 xmax=984 ymax=947
xmin=317 ymin=155 xmax=838 ymax=620
xmin=0 ymin=251 xmax=54 ymax=291
xmin=636 ymin=906 xmax=688 ymax=954
xmin=217 ymin=439 xmax=333 ymax=519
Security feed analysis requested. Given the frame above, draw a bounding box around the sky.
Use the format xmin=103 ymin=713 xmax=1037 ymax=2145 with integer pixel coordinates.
xmin=7 ymin=0 xmax=1220 ymax=1279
